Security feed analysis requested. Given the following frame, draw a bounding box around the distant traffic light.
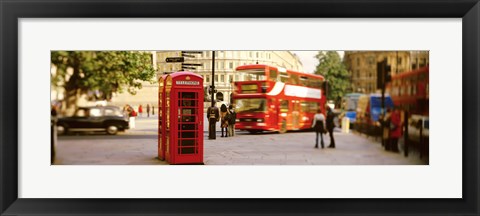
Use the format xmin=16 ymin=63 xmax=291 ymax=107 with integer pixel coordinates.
xmin=385 ymin=63 xmax=391 ymax=83
xmin=376 ymin=59 xmax=392 ymax=88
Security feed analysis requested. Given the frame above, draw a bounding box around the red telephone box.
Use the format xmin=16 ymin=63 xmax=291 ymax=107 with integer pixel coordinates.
xmin=158 ymin=74 xmax=168 ymax=161
xmin=164 ymin=71 xmax=204 ymax=164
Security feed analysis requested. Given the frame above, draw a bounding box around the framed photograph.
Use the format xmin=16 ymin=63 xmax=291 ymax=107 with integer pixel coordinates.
xmin=1 ymin=0 xmax=479 ymax=215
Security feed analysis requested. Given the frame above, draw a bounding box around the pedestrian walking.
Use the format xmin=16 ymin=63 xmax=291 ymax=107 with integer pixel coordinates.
xmin=227 ymin=105 xmax=236 ymax=137
xmin=152 ymin=104 xmax=155 ymax=116
xmin=220 ymin=104 xmax=229 ymax=137
xmin=138 ymin=105 xmax=143 ymax=117
xmin=207 ymin=102 xmax=220 ymax=139
xmin=389 ymin=108 xmax=402 ymax=153
xmin=311 ymin=108 xmax=326 ymax=149
xmin=382 ymin=109 xmax=392 ymax=150
xmin=146 ymin=104 xmax=151 ymax=117
xmin=326 ymin=106 xmax=336 ymax=148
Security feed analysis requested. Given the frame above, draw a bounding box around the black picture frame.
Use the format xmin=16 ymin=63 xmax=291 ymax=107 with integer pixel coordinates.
xmin=1 ymin=0 xmax=479 ymax=215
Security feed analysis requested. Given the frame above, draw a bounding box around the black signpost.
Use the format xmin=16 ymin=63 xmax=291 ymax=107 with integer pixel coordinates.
xmin=164 ymin=51 xmax=204 ymax=71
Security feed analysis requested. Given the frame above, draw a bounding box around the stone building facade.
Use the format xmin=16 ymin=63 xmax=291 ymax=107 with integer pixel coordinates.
xmin=156 ymin=51 xmax=304 ymax=105
xmin=343 ymin=51 xmax=429 ymax=94
xmin=110 ymin=51 xmax=303 ymax=110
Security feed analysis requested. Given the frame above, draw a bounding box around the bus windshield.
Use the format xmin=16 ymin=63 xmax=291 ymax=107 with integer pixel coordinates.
xmin=345 ymin=97 xmax=359 ymax=111
xmin=235 ymin=98 xmax=267 ymax=113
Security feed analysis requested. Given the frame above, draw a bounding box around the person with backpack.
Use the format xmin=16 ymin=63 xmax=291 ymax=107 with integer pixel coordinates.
xmin=220 ymin=103 xmax=229 ymax=137
xmin=227 ymin=105 xmax=236 ymax=137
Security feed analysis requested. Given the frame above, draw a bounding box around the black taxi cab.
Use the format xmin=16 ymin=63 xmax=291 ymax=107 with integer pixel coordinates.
xmin=56 ymin=106 xmax=129 ymax=135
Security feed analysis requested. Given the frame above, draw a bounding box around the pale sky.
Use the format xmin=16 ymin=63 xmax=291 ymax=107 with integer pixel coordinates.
xmin=292 ymin=51 xmax=344 ymax=73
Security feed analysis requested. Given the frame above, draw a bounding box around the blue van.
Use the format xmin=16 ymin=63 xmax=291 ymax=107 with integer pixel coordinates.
xmin=356 ymin=94 xmax=394 ymax=135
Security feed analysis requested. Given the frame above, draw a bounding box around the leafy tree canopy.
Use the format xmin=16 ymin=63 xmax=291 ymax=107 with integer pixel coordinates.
xmin=51 ymin=51 xmax=156 ymax=106
xmin=314 ymin=51 xmax=350 ymax=101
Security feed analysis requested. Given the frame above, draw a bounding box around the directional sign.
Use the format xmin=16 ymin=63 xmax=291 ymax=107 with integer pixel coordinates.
xmin=182 ymin=63 xmax=203 ymax=66
xmin=181 ymin=51 xmax=203 ymax=54
xmin=182 ymin=54 xmax=196 ymax=58
xmin=165 ymin=57 xmax=184 ymax=63
xmin=182 ymin=66 xmax=196 ymax=70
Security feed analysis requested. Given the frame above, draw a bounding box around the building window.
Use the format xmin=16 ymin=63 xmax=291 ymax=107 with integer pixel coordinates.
xmin=220 ymin=75 xmax=225 ymax=82
xmin=229 ymin=75 xmax=234 ymax=83
xmin=215 ymin=75 xmax=219 ymax=82
xmin=357 ymin=58 xmax=360 ymax=66
xmin=397 ymin=57 xmax=402 ymax=64
xmin=420 ymin=58 xmax=427 ymax=67
xmin=206 ymin=75 xmax=210 ymax=83
xmin=229 ymin=62 xmax=233 ymax=69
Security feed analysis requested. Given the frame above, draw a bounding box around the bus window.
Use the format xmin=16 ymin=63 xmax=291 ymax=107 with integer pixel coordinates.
xmin=279 ymin=73 xmax=289 ymax=83
xmin=300 ymin=101 xmax=309 ymax=112
xmin=309 ymin=102 xmax=319 ymax=113
xmin=269 ymin=69 xmax=278 ymax=82
xmin=290 ymin=74 xmax=300 ymax=85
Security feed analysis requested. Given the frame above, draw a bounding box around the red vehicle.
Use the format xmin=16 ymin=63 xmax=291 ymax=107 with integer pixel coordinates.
xmin=387 ymin=65 xmax=429 ymax=116
xmin=232 ymin=64 xmax=327 ymax=133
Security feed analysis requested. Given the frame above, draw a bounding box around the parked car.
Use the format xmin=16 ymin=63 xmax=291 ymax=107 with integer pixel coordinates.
xmin=56 ymin=106 xmax=129 ymax=135
xmin=407 ymin=114 xmax=429 ymax=143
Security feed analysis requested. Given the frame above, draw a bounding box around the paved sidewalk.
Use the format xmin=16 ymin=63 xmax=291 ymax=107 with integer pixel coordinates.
xmin=54 ymin=117 xmax=427 ymax=165
xmin=204 ymin=129 xmax=427 ymax=165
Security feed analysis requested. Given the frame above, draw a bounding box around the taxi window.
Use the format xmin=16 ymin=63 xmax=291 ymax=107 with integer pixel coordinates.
xmin=104 ymin=108 xmax=121 ymax=116
xmin=89 ymin=108 xmax=102 ymax=117
xmin=75 ymin=109 xmax=87 ymax=117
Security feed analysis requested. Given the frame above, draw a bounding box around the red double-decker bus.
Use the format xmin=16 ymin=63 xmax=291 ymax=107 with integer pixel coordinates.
xmin=232 ymin=64 xmax=327 ymax=133
xmin=387 ymin=65 xmax=429 ymax=115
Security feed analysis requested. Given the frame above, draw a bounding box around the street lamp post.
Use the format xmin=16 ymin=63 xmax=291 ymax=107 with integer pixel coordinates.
xmin=211 ymin=51 xmax=215 ymax=107
xmin=207 ymin=51 xmax=219 ymax=140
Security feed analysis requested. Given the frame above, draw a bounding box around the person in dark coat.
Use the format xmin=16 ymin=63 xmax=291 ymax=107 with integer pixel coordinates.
xmin=207 ymin=102 xmax=220 ymax=139
xmin=227 ymin=105 xmax=236 ymax=137
xmin=311 ymin=108 xmax=326 ymax=149
xmin=146 ymin=104 xmax=151 ymax=117
xmin=326 ymin=106 xmax=336 ymax=148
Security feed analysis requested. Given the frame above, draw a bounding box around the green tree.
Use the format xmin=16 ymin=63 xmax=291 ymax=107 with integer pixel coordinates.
xmin=51 ymin=51 xmax=156 ymax=111
xmin=314 ymin=51 xmax=350 ymax=104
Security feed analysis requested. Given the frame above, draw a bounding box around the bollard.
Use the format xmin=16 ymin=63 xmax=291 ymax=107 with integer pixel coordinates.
xmin=404 ymin=111 xmax=409 ymax=157
xmin=341 ymin=117 xmax=350 ymax=133
xmin=51 ymin=118 xmax=57 ymax=164
xmin=419 ymin=119 xmax=423 ymax=159
xmin=129 ymin=116 xmax=136 ymax=129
